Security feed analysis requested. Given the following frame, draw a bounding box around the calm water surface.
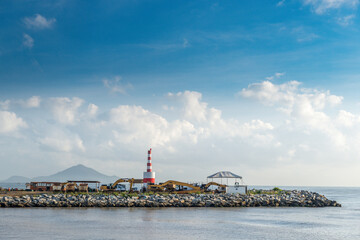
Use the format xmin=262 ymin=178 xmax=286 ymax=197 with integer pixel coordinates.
xmin=0 ymin=186 xmax=359 ymax=240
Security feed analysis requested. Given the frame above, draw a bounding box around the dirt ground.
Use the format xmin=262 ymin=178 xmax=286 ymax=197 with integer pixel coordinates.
xmin=0 ymin=191 xmax=52 ymax=197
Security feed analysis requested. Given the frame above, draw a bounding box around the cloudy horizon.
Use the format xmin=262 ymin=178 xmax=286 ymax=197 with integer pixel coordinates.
xmin=1 ymin=0 xmax=360 ymax=186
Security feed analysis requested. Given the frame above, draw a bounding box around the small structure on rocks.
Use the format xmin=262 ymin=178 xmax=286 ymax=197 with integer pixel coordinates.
xmin=29 ymin=182 xmax=62 ymax=191
xmin=207 ymin=171 xmax=247 ymax=194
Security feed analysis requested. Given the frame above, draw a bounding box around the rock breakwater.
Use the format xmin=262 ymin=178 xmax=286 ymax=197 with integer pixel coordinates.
xmin=0 ymin=190 xmax=341 ymax=208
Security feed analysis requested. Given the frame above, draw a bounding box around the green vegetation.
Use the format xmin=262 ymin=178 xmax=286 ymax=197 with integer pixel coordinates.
xmin=143 ymin=191 xmax=154 ymax=195
xmin=248 ymin=187 xmax=285 ymax=195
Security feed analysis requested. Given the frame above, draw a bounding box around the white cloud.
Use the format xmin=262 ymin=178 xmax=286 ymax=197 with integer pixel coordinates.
xmin=109 ymin=105 xmax=198 ymax=147
xmin=104 ymin=91 xmax=275 ymax=151
xmin=337 ymin=14 xmax=356 ymax=26
xmin=23 ymin=34 xmax=34 ymax=48
xmin=241 ymin=80 xmax=345 ymax=147
xmin=49 ymin=97 xmax=84 ymax=124
xmin=23 ymin=14 xmax=56 ymax=30
xmin=292 ymin=27 xmax=319 ymax=42
xmin=169 ymin=91 xmax=208 ymax=123
xmin=275 ymin=72 xmax=285 ymax=78
xmin=0 ymin=100 xmax=10 ymax=110
xmin=168 ymin=91 xmax=275 ymax=145
xmin=265 ymin=72 xmax=286 ymax=81
xmin=0 ymin=97 xmax=41 ymax=109
xmin=2 ymin=92 xmax=360 ymax=186
xmin=183 ymin=38 xmax=189 ymax=48
xmin=336 ymin=110 xmax=360 ymax=127
xmin=87 ymin=103 xmax=98 ymax=117
xmin=137 ymin=39 xmax=191 ymax=51
xmin=0 ymin=111 xmax=27 ymax=133
xmin=277 ymin=0 xmax=286 ymax=6
xmin=103 ymin=76 xmax=132 ymax=94
xmin=23 ymin=96 xmax=41 ymax=108
xmin=240 ymin=80 xmax=301 ymax=106
xmin=39 ymin=131 xmax=85 ymax=153
xmin=303 ymin=0 xmax=359 ymax=14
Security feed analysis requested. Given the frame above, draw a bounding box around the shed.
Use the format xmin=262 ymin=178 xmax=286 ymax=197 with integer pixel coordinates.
xmin=207 ymin=171 xmax=247 ymax=194
xmin=207 ymin=171 xmax=242 ymax=179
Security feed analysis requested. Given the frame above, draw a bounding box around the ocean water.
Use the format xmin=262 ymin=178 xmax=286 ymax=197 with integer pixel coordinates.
xmin=0 ymin=186 xmax=359 ymax=240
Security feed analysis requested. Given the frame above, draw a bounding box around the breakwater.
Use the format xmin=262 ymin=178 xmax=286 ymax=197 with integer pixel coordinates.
xmin=0 ymin=190 xmax=341 ymax=208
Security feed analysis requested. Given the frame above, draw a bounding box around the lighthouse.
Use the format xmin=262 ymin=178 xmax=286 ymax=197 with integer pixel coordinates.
xmin=143 ymin=148 xmax=155 ymax=183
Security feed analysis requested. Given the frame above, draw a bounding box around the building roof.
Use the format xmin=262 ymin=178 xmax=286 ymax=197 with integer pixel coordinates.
xmin=67 ymin=180 xmax=100 ymax=183
xmin=30 ymin=182 xmax=62 ymax=184
xmin=207 ymin=171 xmax=242 ymax=179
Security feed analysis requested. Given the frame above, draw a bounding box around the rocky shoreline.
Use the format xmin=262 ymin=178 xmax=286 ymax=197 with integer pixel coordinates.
xmin=0 ymin=190 xmax=341 ymax=208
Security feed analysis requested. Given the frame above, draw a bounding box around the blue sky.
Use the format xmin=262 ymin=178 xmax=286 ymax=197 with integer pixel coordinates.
xmin=2 ymin=0 xmax=360 ymax=98
xmin=1 ymin=0 xmax=360 ymax=186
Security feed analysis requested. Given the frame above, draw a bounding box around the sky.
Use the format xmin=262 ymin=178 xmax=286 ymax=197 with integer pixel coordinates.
xmin=1 ymin=0 xmax=360 ymax=186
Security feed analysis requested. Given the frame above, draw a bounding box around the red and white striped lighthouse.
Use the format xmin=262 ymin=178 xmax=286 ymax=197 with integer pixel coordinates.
xmin=143 ymin=148 xmax=155 ymax=183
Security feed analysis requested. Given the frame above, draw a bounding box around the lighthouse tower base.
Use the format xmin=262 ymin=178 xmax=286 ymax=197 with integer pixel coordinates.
xmin=143 ymin=172 xmax=155 ymax=183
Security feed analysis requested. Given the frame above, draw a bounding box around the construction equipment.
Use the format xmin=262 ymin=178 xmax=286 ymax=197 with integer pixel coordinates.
xmin=78 ymin=183 xmax=89 ymax=192
xmin=62 ymin=182 xmax=78 ymax=192
xmin=147 ymin=180 xmax=201 ymax=194
xmin=201 ymin=182 xmax=226 ymax=193
xmin=101 ymin=178 xmax=143 ymax=192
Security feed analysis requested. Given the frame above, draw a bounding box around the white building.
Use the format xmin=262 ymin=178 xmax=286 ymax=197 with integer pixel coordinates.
xmin=207 ymin=171 xmax=247 ymax=194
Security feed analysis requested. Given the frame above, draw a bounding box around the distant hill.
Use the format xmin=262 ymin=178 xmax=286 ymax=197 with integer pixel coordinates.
xmin=2 ymin=175 xmax=31 ymax=183
xmin=2 ymin=164 xmax=119 ymax=184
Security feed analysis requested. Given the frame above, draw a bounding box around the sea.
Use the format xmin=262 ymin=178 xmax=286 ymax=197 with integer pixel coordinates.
xmin=0 ymin=184 xmax=359 ymax=240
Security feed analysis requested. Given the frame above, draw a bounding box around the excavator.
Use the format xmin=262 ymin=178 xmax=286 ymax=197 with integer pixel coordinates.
xmin=201 ymin=182 xmax=227 ymax=193
xmin=100 ymin=179 xmax=226 ymax=194
xmin=100 ymin=178 xmax=143 ymax=192
xmin=147 ymin=180 xmax=201 ymax=194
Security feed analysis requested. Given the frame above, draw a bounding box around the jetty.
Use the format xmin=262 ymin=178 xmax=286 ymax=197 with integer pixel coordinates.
xmin=0 ymin=190 xmax=341 ymax=208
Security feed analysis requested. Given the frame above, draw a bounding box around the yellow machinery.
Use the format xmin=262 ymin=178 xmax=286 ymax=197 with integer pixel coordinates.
xmin=202 ymin=182 xmax=226 ymax=193
xmin=101 ymin=178 xmax=143 ymax=192
xmin=100 ymin=179 xmax=225 ymax=194
xmin=147 ymin=180 xmax=201 ymax=194
xmin=78 ymin=183 xmax=89 ymax=192
xmin=62 ymin=182 xmax=78 ymax=192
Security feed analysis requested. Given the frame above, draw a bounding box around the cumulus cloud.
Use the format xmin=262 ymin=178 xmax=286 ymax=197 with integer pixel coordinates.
xmin=303 ymin=0 xmax=359 ymax=14
xmin=168 ymin=91 xmax=208 ymax=123
xmin=2 ymin=92 xmax=360 ymax=185
xmin=21 ymin=96 xmax=41 ymax=108
xmin=336 ymin=110 xmax=360 ymax=127
xmin=0 ymin=97 xmax=41 ymax=109
xmin=23 ymin=34 xmax=34 ymax=48
xmin=168 ymin=90 xmax=275 ymax=145
xmin=39 ymin=131 xmax=85 ymax=153
xmin=98 ymin=91 xmax=276 ymax=151
xmin=49 ymin=97 xmax=84 ymax=124
xmin=103 ymin=76 xmax=132 ymax=94
xmin=240 ymin=80 xmax=346 ymax=147
xmin=240 ymin=80 xmax=342 ymax=109
xmin=23 ymin=14 xmax=56 ymax=30
xmin=87 ymin=103 xmax=98 ymax=117
xmin=109 ymin=105 xmax=198 ymax=147
xmin=0 ymin=111 xmax=27 ymax=133
xmin=0 ymin=100 xmax=10 ymax=110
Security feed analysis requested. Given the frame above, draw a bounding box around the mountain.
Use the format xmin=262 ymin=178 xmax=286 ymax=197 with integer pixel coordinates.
xmin=2 ymin=175 xmax=31 ymax=183
xmin=2 ymin=164 xmax=120 ymax=184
